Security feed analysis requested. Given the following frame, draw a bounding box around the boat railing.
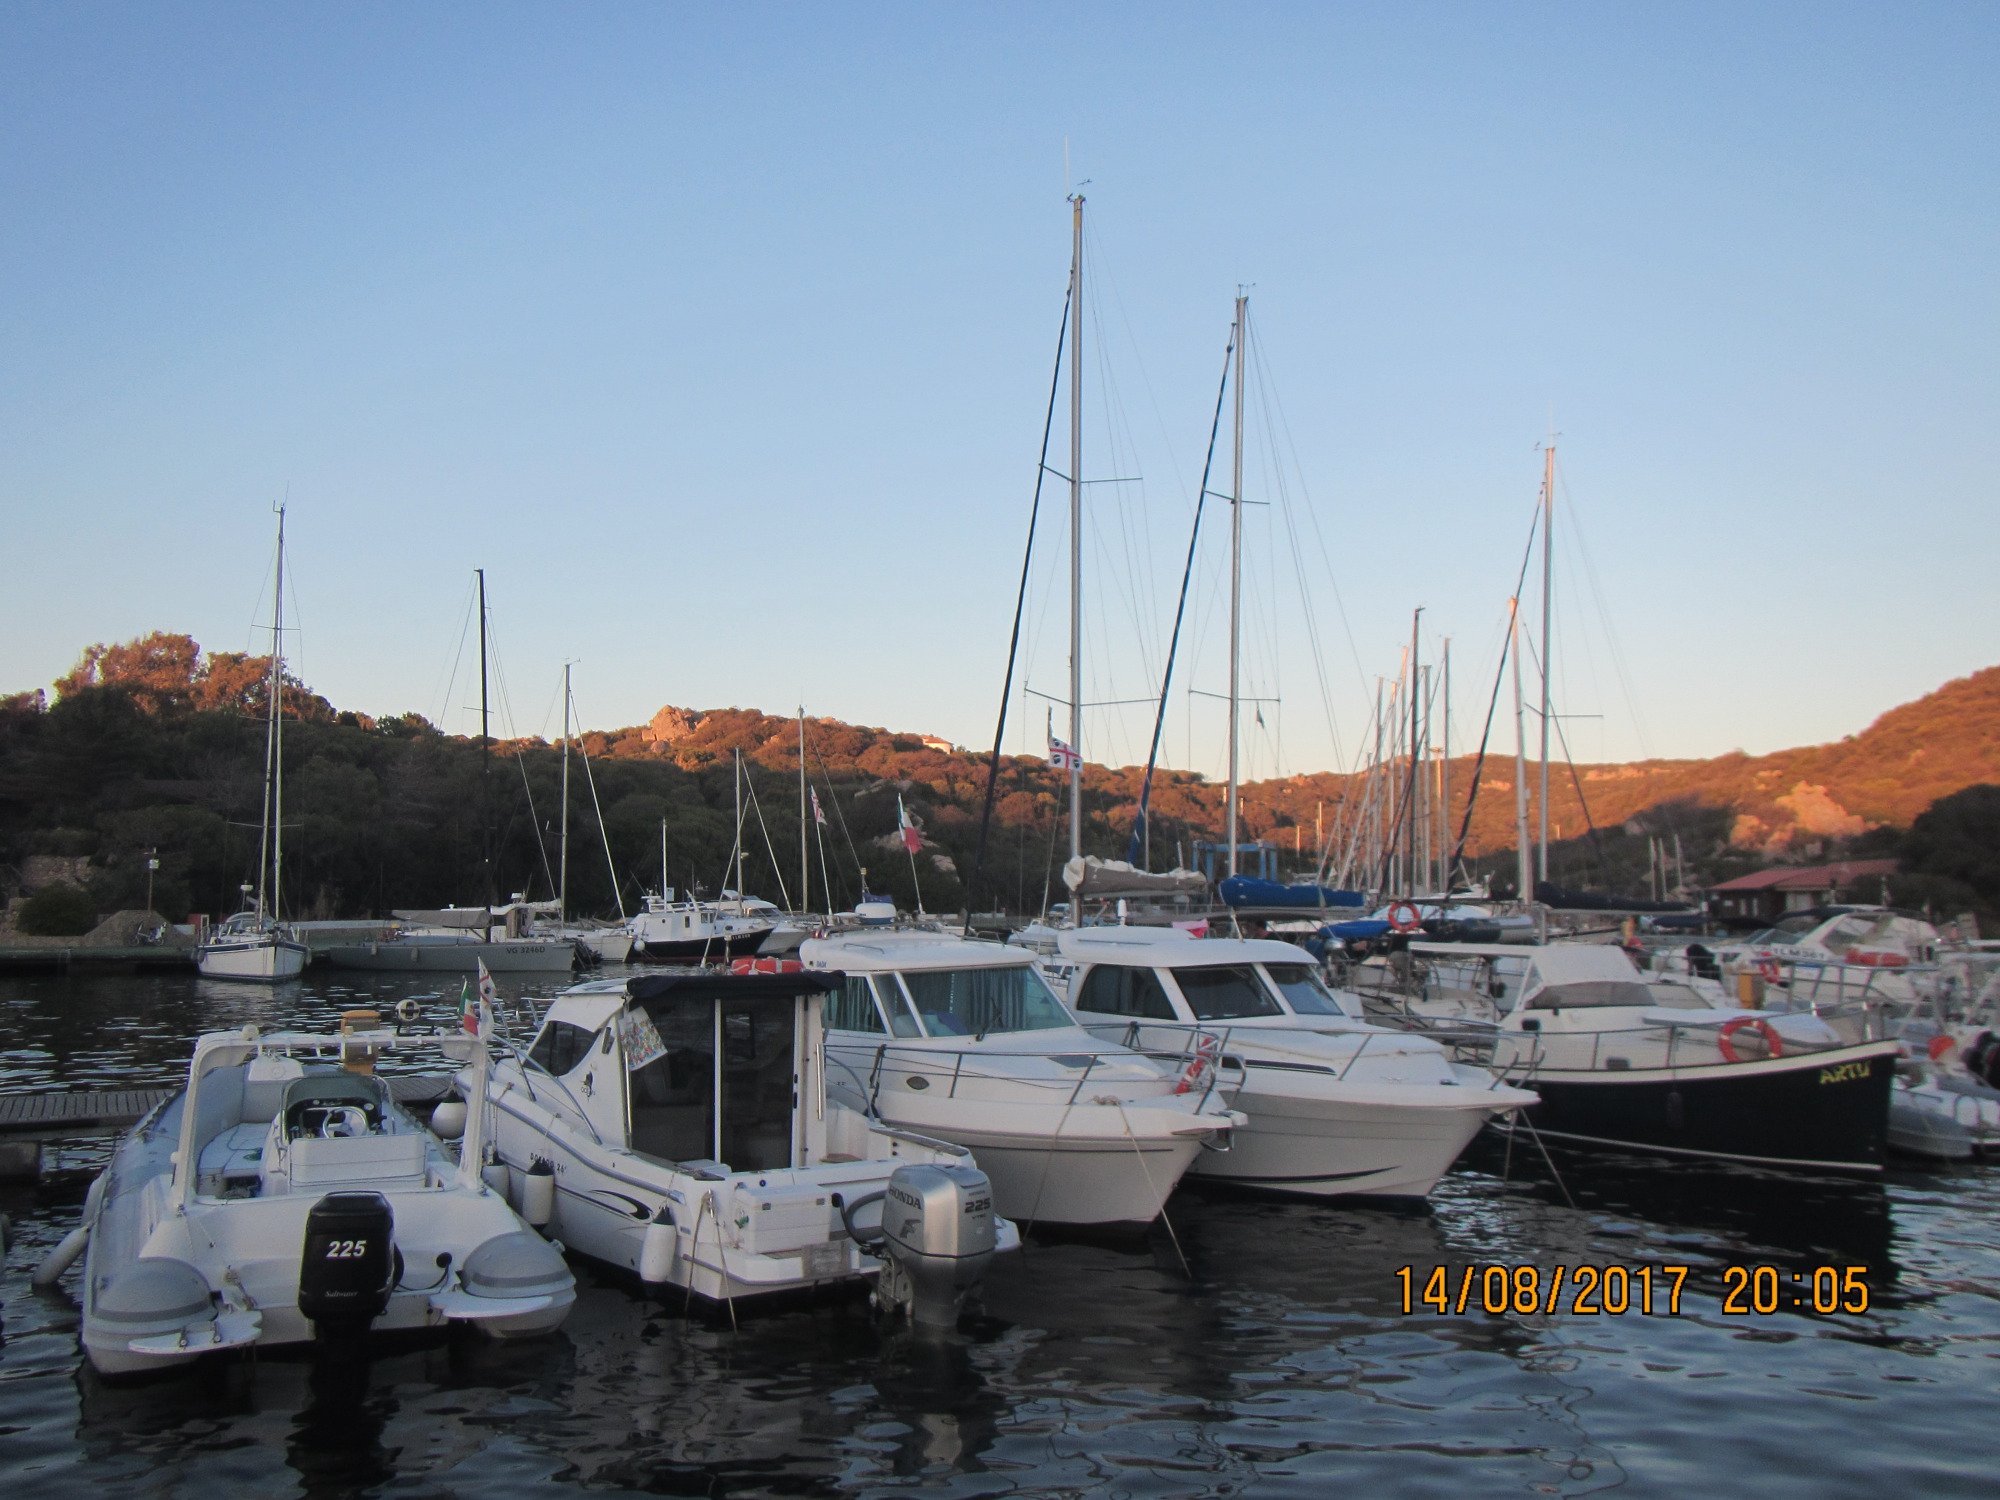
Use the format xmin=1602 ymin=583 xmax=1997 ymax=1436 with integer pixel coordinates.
xmin=1501 ymin=1014 xmax=1876 ymax=1075
xmin=855 ymin=1038 xmax=1226 ymax=1110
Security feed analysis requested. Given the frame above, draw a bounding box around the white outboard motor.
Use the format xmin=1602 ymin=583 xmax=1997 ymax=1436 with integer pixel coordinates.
xmin=868 ymin=1163 xmax=997 ymax=1328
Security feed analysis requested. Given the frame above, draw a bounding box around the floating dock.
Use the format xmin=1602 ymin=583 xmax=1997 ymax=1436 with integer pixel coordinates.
xmin=0 ymin=1075 xmax=454 ymax=1180
xmin=0 ymin=944 xmax=196 ymax=974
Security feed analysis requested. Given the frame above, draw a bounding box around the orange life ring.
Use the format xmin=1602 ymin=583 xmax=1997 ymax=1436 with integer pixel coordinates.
xmin=1174 ymin=1033 xmax=1221 ymax=1095
xmin=1927 ymin=1033 xmax=1957 ymax=1062
xmin=1717 ymin=1015 xmax=1784 ymax=1064
xmin=729 ymin=957 xmax=803 ymax=975
xmin=1387 ymin=901 xmax=1423 ymax=934
xmin=1753 ymin=956 xmax=1783 ymax=986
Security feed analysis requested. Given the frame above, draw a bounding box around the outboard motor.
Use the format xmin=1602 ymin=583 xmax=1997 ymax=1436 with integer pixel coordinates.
xmin=870 ymin=1163 xmax=998 ymax=1329
xmin=298 ymin=1191 xmax=397 ymax=1334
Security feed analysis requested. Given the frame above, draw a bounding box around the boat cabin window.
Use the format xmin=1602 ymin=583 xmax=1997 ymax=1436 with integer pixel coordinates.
xmin=1172 ymin=966 xmax=1284 ymax=1021
xmin=1073 ymin=964 xmax=1177 ymax=1020
xmin=1822 ymin=913 xmax=1895 ymax=956
xmin=626 ymin=995 xmax=798 ymax=1172
xmin=1523 ymin=978 xmax=1658 ymax=1010
xmin=896 ymin=965 xmax=1072 ymax=1037
xmin=528 ymin=1019 xmax=597 ymax=1077
xmin=826 ymin=975 xmax=888 ymax=1034
xmin=1263 ymin=964 xmax=1354 ymax=1018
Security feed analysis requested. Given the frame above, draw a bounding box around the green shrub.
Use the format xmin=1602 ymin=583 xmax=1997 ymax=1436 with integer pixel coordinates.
xmin=18 ymin=882 xmax=98 ymax=936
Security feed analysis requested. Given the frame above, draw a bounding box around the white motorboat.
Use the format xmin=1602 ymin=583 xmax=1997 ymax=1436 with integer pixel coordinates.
xmin=1371 ymin=942 xmax=1900 ymax=1173
xmin=42 ymin=1013 xmax=574 ymax=1377
xmin=1044 ymin=927 xmax=1538 ymax=1199
xmin=474 ymin=969 xmax=1017 ymax=1318
xmin=196 ymin=507 xmax=308 ymax=984
xmin=799 ymin=927 xmax=1244 ymax=1230
xmin=629 ymin=888 xmax=778 ymax=961
xmin=1654 ymin=906 xmax=1940 ymax=1012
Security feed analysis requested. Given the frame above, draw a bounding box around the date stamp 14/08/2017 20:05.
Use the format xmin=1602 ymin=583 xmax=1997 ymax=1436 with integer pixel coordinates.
xmin=1394 ymin=1264 xmax=1872 ymax=1317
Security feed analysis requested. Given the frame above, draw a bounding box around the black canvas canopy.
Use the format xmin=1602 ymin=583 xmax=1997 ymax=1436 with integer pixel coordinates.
xmin=624 ymin=971 xmax=841 ymax=1007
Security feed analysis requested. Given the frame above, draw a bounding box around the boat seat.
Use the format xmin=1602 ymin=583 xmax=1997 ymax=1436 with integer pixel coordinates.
xmin=242 ymin=1054 xmax=306 ymax=1123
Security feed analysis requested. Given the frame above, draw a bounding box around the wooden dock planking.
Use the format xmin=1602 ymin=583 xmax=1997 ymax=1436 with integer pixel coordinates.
xmin=0 ymin=1074 xmax=454 ymax=1137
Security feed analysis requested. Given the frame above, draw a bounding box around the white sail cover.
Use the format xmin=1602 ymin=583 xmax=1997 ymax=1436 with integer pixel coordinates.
xmin=1061 ymin=856 xmax=1209 ymax=900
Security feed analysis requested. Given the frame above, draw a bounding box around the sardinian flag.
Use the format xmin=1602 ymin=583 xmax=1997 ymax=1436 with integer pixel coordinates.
xmin=1048 ymin=734 xmax=1083 ymax=771
xmin=897 ymin=795 xmax=922 ymax=854
xmin=811 ymin=787 xmax=826 ymax=826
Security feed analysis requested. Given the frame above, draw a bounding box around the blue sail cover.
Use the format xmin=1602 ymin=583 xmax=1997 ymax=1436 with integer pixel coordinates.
xmin=1218 ymin=877 xmax=1367 ymax=910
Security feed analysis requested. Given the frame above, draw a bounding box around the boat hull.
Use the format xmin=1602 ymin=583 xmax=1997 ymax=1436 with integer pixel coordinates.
xmin=1501 ymin=1040 xmax=1898 ymax=1173
xmin=1188 ymin=1089 xmax=1500 ymax=1199
xmin=632 ymin=929 xmax=773 ymax=962
xmin=195 ymin=938 xmax=309 ymax=982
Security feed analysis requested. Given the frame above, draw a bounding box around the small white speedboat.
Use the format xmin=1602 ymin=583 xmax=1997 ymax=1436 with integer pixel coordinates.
xmin=475 ymin=969 xmax=1016 ymax=1321
xmin=1045 ymin=927 xmax=1539 ymax=1199
xmin=801 ymin=927 xmax=1245 ymax=1230
xmin=42 ymin=1013 xmax=575 ymax=1378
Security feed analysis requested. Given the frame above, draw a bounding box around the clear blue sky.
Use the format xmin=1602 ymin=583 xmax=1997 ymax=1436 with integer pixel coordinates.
xmin=4 ymin=3 xmax=1994 ymax=780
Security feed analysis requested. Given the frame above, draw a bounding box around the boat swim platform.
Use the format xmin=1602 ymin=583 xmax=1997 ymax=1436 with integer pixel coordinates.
xmin=0 ymin=1075 xmax=455 ymax=1181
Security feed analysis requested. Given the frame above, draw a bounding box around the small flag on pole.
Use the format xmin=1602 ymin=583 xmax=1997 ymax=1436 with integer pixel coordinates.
xmin=811 ymin=787 xmax=826 ymax=826
xmin=472 ymin=958 xmax=497 ymax=1038
xmin=897 ymin=795 xmax=922 ymax=854
xmin=457 ymin=979 xmax=477 ymax=1036
xmin=1048 ymin=734 xmax=1083 ymax=771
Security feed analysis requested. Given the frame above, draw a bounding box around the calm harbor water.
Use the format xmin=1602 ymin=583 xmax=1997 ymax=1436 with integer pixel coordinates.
xmin=3 ymin=970 xmax=1998 ymax=1498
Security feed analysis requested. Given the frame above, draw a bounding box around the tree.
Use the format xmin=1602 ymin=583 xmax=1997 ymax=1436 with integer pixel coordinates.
xmin=55 ymin=632 xmax=204 ymax=712
xmin=1903 ymin=785 xmax=2000 ymax=909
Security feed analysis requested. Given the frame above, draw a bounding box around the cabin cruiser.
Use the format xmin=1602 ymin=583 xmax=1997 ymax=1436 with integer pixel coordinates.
xmin=629 ymin=888 xmax=779 ymax=960
xmin=1368 ymin=942 xmax=1900 ymax=1173
xmin=473 ymin=969 xmax=1016 ymax=1319
xmin=799 ymin=928 xmax=1245 ymax=1230
xmin=1653 ymin=906 xmax=1939 ymax=1012
xmin=1042 ymin=928 xmax=1538 ymax=1199
xmin=42 ymin=1014 xmax=574 ymax=1377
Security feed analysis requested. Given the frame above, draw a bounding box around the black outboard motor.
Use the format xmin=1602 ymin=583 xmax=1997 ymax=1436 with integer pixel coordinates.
xmin=298 ymin=1191 xmax=397 ymax=1334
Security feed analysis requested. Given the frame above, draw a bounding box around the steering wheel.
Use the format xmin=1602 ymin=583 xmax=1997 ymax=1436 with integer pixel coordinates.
xmin=315 ymin=1105 xmax=371 ymax=1139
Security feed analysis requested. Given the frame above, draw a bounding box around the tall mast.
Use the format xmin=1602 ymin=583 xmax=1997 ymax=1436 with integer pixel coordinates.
xmin=1537 ymin=441 xmax=1555 ymax=882
xmin=1418 ymin=663 xmax=1432 ymax=893
xmin=1067 ymin=193 xmax=1085 ymax=865
xmin=734 ymin=749 xmax=744 ymax=895
xmin=1404 ymin=609 xmax=1421 ymax=896
xmin=1510 ymin=597 xmax=1532 ymax=902
xmin=1226 ymin=292 xmax=1246 ymax=877
xmin=1439 ymin=639 xmax=1452 ymax=895
xmin=798 ymin=707 xmax=808 ymax=913
xmin=258 ymin=505 xmax=286 ymax=922
xmin=559 ymin=663 xmax=571 ymax=923
xmin=478 ymin=568 xmax=493 ymax=917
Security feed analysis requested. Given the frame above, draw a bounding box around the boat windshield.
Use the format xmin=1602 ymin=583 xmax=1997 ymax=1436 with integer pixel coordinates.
xmin=1263 ymin=964 xmax=1355 ymax=1018
xmin=1174 ymin=966 xmax=1284 ymax=1021
xmin=1751 ymin=913 xmax=1826 ymax=945
xmin=897 ymin=965 xmax=1072 ymax=1037
xmin=1524 ymin=978 xmax=1659 ymax=1010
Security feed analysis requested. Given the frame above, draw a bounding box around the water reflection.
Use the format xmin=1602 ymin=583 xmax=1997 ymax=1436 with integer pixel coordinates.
xmin=5 ymin=969 xmax=1999 ymax=1496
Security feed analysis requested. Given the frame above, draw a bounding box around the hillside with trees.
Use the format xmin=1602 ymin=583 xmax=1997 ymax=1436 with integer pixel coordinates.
xmin=4 ymin=633 xmax=1998 ymax=926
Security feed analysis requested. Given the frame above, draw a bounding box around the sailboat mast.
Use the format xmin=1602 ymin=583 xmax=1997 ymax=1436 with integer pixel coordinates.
xmin=1067 ymin=193 xmax=1085 ymax=865
xmin=1226 ymin=293 xmax=1246 ymax=878
xmin=734 ymin=749 xmax=745 ymax=896
xmin=1439 ymin=639 xmax=1452 ymax=895
xmin=798 ymin=708 xmax=808 ymax=913
xmin=258 ymin=505 xmax=286 ymax=922
xmin=559 ymin=663 xmax=571 ymax=923
xmin=477 ymin=568 xmax=493 ymax=916
xmin=1537 ymin=442 xmax=1555 ymax=882
xmin=1404 ymin=609 xmax=1421 ymax=897
xmin=1510 ymin=597 xmax=1532 ymax=901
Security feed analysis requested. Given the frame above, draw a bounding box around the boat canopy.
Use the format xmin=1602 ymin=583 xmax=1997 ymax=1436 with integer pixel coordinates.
xmin=1061 ymin=856 xmax=1207 ymax=900
xmin=625 ymin=970 xmax=840 ymax=1007
xmin=1219 ymin=876 xmax=1366 ymax=910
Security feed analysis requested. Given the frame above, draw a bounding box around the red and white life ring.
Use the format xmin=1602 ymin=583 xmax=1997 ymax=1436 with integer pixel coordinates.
xmin=1175 ymin=1032 xmax=1221 ymax=1094
xmin=1717 ymin=1015 xmax=1785 ymax=1064
xmin=1387 ymin=901 xmax=1424 ymax=934
xmin=1753 ymin=955 xmax=1784 ymax=986
xmin=1926 ymin=1033 xmax=1958 ymax=1063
